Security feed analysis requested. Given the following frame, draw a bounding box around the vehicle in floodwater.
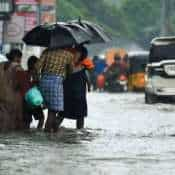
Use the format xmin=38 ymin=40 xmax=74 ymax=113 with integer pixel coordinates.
xmin=145 ymin=37 xmax=175 ymax=103
xmin=104 ymin=53 xmax=129 ymax=92
xmin=128 ymin=51 xmax=149 ymax=91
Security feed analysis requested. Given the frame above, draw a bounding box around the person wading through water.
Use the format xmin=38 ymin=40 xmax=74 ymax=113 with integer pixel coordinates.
xmin=35 ymin=48 xmax=74 ymax=133
xmin=0 ymin=49 xmax=24 ymax=131
xmin=58 ymin=45 xmax=94 ymax=129
xmin=17 ymin=56 xmax=45 ymax=129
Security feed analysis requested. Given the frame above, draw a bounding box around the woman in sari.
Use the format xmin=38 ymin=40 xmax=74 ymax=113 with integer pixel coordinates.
xmin=0 ymin=49 xmax=24 ymax=132
xmin=59 ymin=45 xmax=94 ymax=129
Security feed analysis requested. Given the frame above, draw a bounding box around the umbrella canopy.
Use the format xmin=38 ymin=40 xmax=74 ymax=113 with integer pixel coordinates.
xmin=69 ymin=20 xmax=111 ymax=43
xmin=23 ymin=23 xmax=92 ymax=48
xmin=23 ymin=20 xmax=111 ymax=48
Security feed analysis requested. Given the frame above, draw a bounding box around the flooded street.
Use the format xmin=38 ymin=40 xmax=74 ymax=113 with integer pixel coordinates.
xmin=1 ymin=92 xmax=175 ymax=175
xmin=0 ymin=0 xmax=174 ymax=175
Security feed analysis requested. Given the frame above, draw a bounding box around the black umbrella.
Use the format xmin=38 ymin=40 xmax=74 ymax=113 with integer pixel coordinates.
xmin=69 ymin=19 xmax=111 ymax=43
xmin=23 ymin=22 xmax=92 ymax=48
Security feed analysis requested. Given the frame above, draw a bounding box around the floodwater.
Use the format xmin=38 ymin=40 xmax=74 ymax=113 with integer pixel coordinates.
xmin=1 ymin=92 xmax=175 ymax=175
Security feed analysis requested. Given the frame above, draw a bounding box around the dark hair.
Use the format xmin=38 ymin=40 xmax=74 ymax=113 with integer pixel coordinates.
xmin=75 ymin=45 xmax=88 ymax=61
xmin=6 ymin=49 xmax=22 ymax=62
xmin=27 ymin=55 xmax=38 ymax=71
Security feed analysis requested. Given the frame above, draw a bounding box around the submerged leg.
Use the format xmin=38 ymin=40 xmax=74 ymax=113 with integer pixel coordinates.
xmin=56 ymin=113 xmax=64 ymax=128
xmin=45 ymin=110 xmax=57 ymax=132
xmin=36 ymin=109 xmax=45 ymax=129
xmin=37 ymin=117 xmax=44 ymax=129
xmin=76 ymin=117 xmax=84 ymax=129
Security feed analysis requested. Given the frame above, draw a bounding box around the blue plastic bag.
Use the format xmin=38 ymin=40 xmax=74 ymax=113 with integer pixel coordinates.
xmin=25 ymin=86 xmax=43 ymax=107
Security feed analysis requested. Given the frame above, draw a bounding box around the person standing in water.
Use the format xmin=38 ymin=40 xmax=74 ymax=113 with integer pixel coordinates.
xmin=18 ymin=56 xmax=45 ymax=129
xmin=0 ymin=49 xmax=24 ymax=131
xmin=59 ymin=45 xmax=94 ymax=129
xmin=35 ymin=48 xmax=74 ymax=132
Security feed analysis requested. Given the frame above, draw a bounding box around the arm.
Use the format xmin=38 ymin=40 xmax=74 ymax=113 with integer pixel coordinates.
xmin=85 ymin=69 xmax=91 ymax=92
xmin=35 ymin=56 xmax=45 ymax=75
xmin=34 ymin=52 xmax=46 ymax=80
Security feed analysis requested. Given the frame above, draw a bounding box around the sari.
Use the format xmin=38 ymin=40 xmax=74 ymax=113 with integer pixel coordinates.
xmin=0 ymin=62 xmax=24 ymax=131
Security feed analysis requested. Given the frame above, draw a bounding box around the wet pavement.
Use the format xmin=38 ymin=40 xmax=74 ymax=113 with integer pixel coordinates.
xmin=1 ymin=92 xmax=175 ymax=175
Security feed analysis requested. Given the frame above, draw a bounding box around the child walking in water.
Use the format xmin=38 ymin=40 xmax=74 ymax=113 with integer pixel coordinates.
xmin=18 ymin=56 xmax=44 ymax=129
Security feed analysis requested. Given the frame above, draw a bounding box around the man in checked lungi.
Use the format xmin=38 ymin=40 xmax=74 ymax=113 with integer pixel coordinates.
xmin=35 ymin=48 xmax=74 ymax=132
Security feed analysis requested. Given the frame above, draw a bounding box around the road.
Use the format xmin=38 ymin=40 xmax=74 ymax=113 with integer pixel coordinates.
xmin=1 ymin=92 xmax=175 ymax=175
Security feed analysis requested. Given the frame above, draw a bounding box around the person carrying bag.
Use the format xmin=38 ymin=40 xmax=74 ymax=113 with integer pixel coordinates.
xmin=18 ymin=56 xmax=44 ymax=129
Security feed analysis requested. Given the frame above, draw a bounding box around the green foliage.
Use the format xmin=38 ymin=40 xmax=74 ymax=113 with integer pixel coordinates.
xmin=56 ymin=0 xmax=163 ymax=47
xmin=120 ymin=0 xmax=161 ymax=46
xmin=57 ymin=0 xmax=85 ymax=20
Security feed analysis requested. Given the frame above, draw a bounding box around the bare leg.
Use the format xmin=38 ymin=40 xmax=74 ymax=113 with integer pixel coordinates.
xmin=57 ymin=112 xmax=64 ymax=128
xmin=45 ymin=110 xmax=57 ymax=132
xmin=23 ymin=102 xmax=32 ymax=130
xmin=24 ymin=121 xmax=30 ymax=130
xmin=37 ymin=117 xmax=44 ymax=129
xmin=35 ymin=109 xmax=45 ymax=129
xmin=76 ymin=117 xmax=84 ymax=129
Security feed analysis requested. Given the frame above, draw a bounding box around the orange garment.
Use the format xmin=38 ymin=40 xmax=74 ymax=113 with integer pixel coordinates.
xmin=66 ymin=48 xmax=94 ymax=70
xmin=81 ymin=58 xmax=94 ymax=70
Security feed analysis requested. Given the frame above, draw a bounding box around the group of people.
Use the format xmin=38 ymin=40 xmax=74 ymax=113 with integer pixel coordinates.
xmin=0 ymin=45 xmax=94 ymax=132
xmin=91 ymin=54 xmax=129 ymax=92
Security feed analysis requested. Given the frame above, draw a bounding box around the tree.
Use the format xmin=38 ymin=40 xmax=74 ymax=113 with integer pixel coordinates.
xmin=119 ymin=0 xmax=161 ymax=46
xmin=56 ymin=0 xmax=163 ymax=48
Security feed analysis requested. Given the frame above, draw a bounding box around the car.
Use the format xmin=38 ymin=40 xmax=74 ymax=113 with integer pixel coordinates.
xmin=145 ymin=37 xmax=175 ymax=104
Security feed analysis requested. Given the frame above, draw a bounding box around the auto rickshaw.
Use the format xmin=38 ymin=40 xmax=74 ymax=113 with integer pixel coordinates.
xmin=128 ymin=51 xmax=149 ymax=91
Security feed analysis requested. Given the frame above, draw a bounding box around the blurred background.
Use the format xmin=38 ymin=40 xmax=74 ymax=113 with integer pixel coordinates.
xmin=0 ymin=0 xmax=174 ymax=54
